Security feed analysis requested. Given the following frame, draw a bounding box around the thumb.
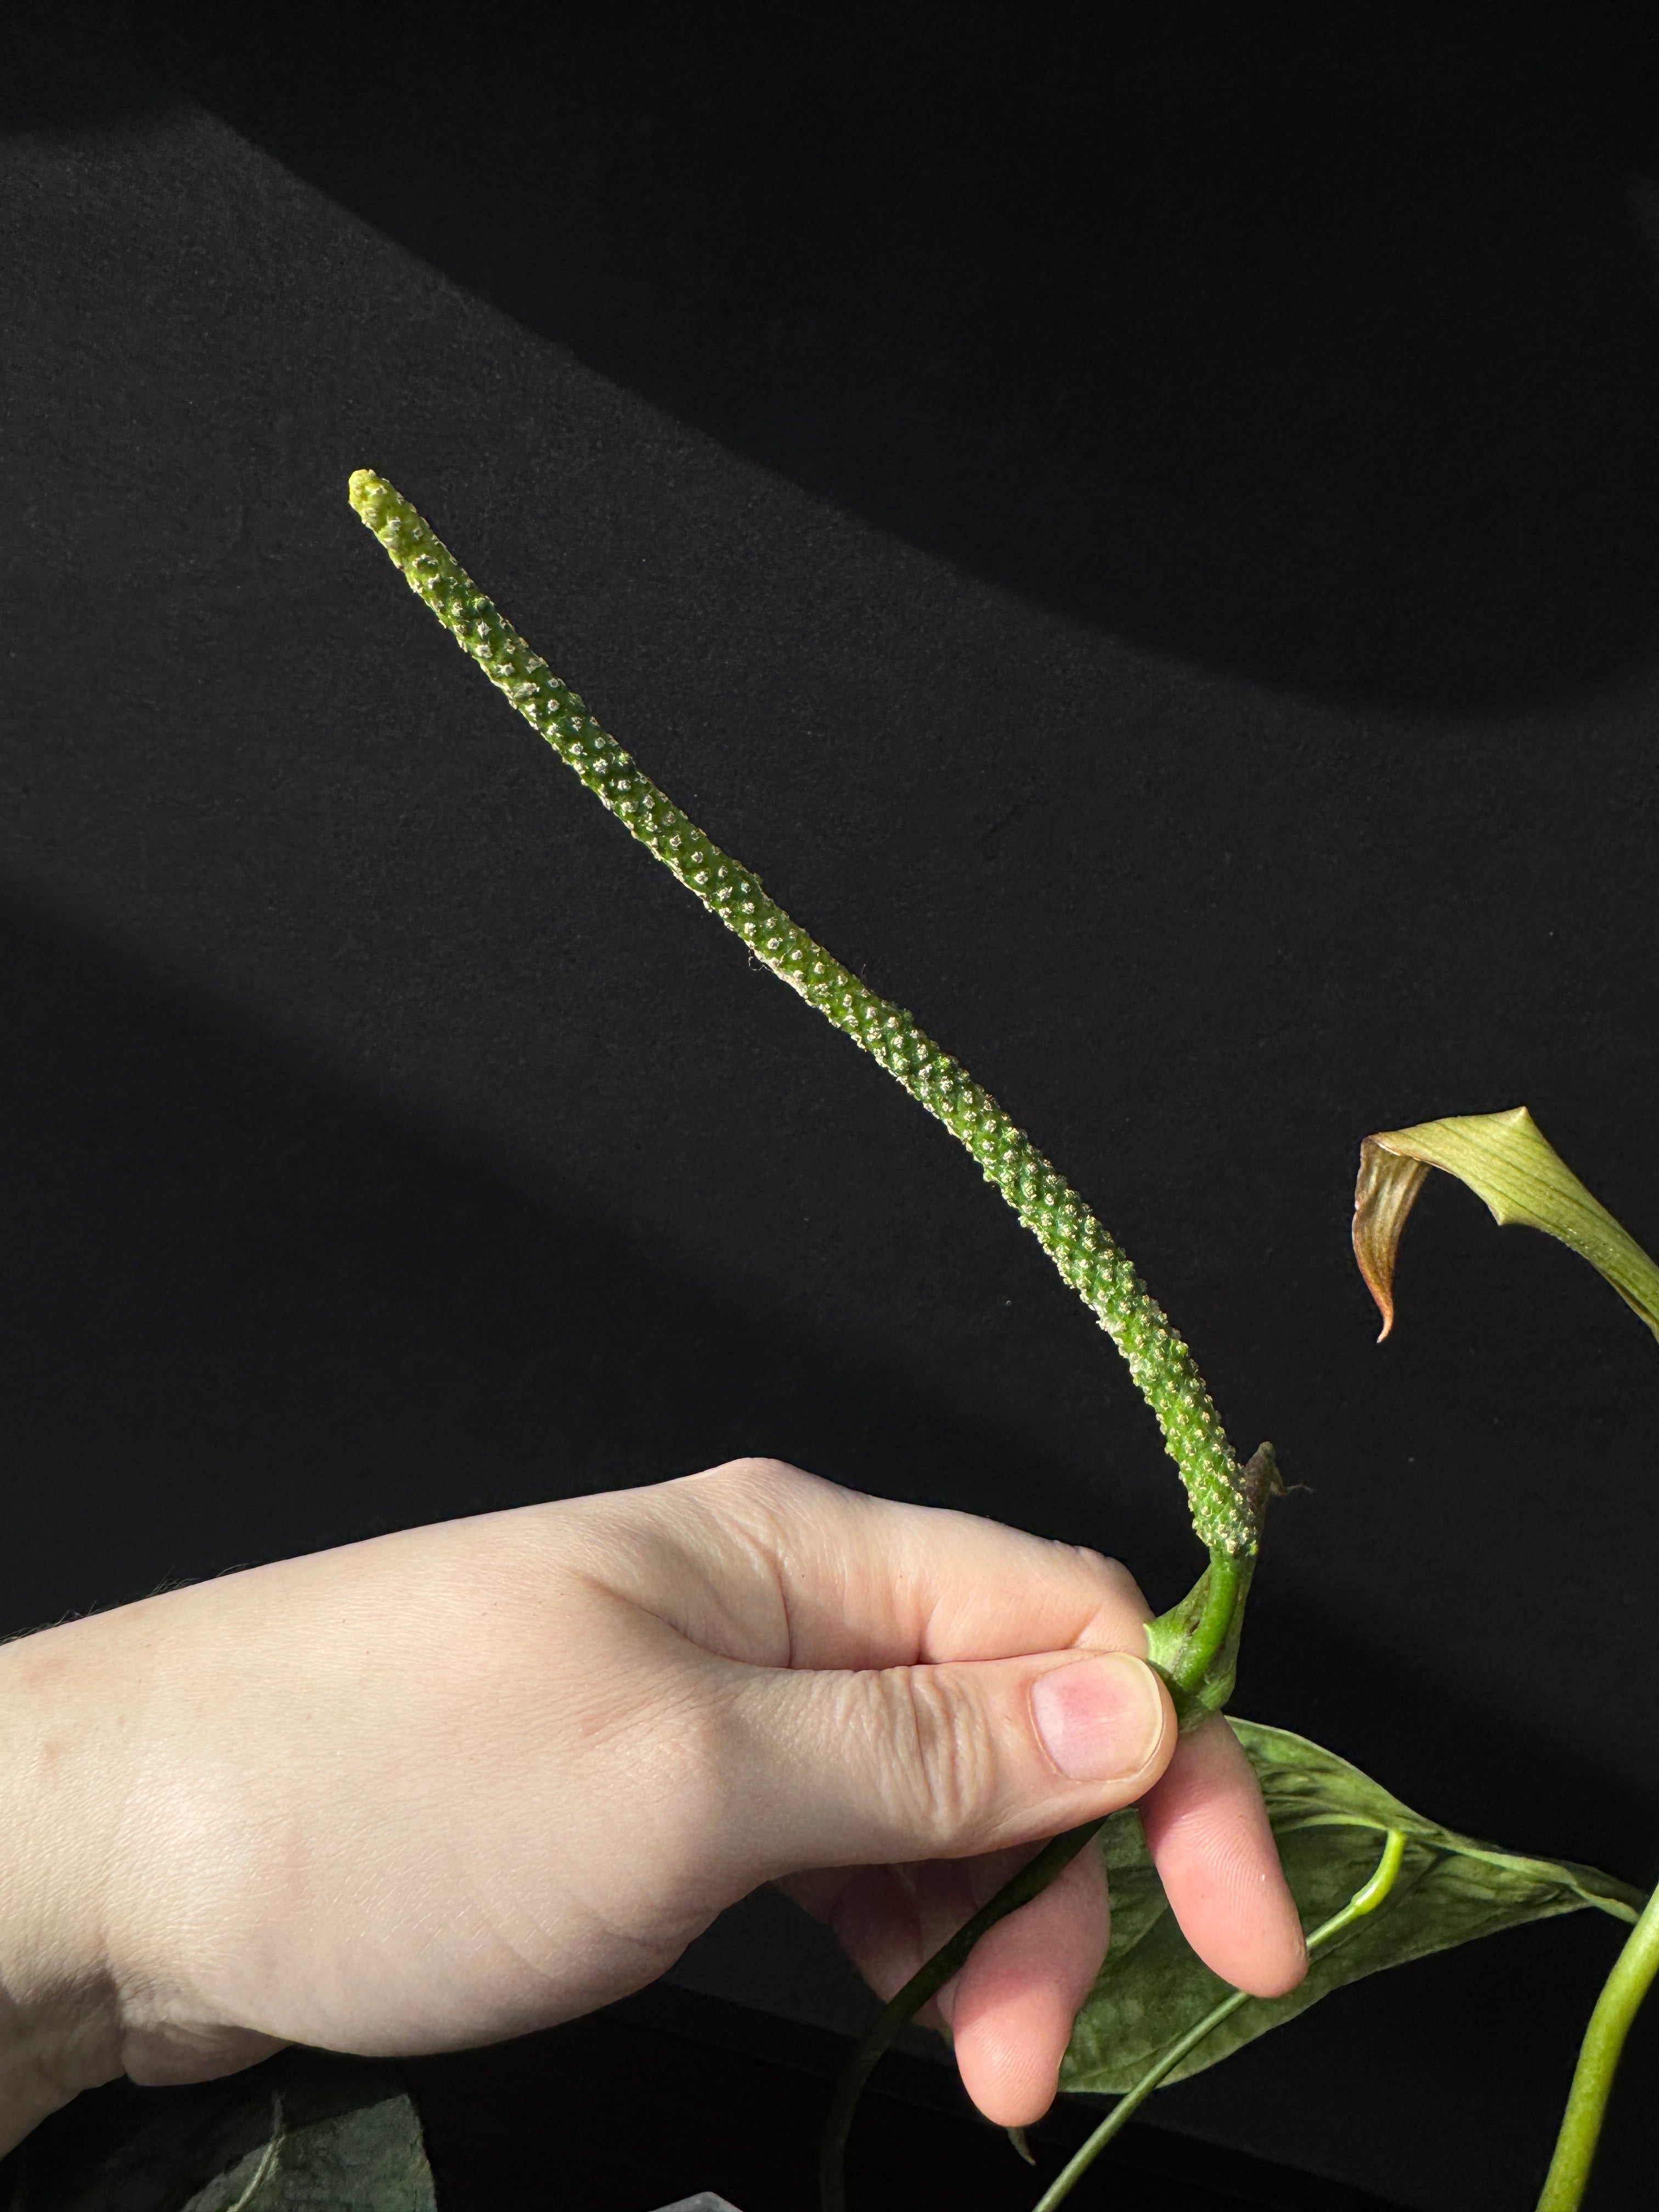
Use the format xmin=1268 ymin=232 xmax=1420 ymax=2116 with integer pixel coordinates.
xmin=722 ymin=1646 xmax=1175 ymax=1880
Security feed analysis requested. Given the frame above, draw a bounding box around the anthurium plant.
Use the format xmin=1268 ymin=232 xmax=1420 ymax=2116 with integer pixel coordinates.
xmin=28 ymin=480 xmax=1646 ymax=2212
xmin=336 ymin=472 xmax=1659 ymax=2212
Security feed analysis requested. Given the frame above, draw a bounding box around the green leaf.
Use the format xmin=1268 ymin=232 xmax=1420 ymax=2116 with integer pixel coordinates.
xmin=5 ymin=2049 xmax=436 ymax=2212
xmin=1352 ymin=1105 xmax=1659 ymax=1346
xmin=1060 ymin=1720 xmax=1643 ymax=2096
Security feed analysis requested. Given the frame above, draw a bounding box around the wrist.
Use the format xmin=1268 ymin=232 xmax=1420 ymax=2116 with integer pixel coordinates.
xmin=0 ymin=1970 xmax=122 ymax=2154
xmin=0 ymin=1621 xmax=132 ymax=2150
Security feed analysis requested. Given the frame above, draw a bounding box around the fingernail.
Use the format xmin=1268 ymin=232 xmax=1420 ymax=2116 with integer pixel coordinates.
xmin=1030 ymin=1653 xmax=1167 ymax=1782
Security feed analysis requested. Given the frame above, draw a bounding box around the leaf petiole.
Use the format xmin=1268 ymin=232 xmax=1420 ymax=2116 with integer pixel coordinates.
xmin=1534 ymin=1875 xmax=1659 ymax=2211
xmin=1029 ymin=1829 xmax=1408 ymax=2212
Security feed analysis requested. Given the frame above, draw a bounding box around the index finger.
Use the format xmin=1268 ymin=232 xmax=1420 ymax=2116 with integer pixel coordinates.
xmin=579 ymin=1458 xmax=1159 ymax=1671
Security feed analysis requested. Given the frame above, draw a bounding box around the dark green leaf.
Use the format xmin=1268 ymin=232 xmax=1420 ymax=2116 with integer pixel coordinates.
xmin=1060 ymin=1720 xmax=1644 ymax=2095
xmin=5 ymin=2049 xmax=435 ymax=2212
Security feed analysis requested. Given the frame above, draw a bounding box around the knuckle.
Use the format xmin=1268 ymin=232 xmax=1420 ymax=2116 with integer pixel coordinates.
xmin=883 ymin=1665 xmax=998 ymax=1849
xmin=687 ymin=1457 xmax=845 ymax=1554
xmin=694 ymin=1455 xmax=815 ymax=1514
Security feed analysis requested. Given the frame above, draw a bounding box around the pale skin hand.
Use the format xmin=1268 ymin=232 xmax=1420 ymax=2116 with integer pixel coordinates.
xmin=0 ymin=1458 xmax=1305 ymax=2150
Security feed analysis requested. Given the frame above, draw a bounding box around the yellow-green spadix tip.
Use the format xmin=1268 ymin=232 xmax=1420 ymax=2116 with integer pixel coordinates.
xmin=348 ymin=469 xmax=397 ymax=527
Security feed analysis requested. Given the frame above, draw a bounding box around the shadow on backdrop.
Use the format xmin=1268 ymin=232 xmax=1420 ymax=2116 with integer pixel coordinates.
xmin=0 ymin=887 xmax=1106 ymax=1624
xmin=9 ymin=1 xmax=1659 ymax=708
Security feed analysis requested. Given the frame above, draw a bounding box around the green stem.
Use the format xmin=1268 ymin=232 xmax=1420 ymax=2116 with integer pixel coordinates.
xmin=1535 ymin=1875 xmax=1659 ymax=2211
xmin=817 ymin=1823 xmax=1105 ymax=2212
xmin=1181 ymin=1553 xmax=1244 ymax=1682
xmin=1029 ymin=1829 xmax=1408 ymax=2212
xmin=1146 ymin=1546 xmax=1254 ymax=1729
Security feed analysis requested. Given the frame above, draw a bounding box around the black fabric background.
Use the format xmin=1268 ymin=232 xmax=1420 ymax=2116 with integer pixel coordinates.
xmin=4 ymin=7 xmax=1659 ymax=2206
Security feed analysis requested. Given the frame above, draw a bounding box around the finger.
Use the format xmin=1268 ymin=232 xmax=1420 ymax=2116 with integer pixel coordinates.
xmin=723 ymin=1642 xmax=1176 ymax=1878
xmin=1138 ymin=1714 xmax=1307 ymax=1998
xmin=580 ymin=1459 xmax=1157 ymax=1670
xmin=945 ymin=1842 xmax=1108 ymax=2128
xmin=791 ymin=1858 xmax=981 ymax=2027
xmin=785 ymin=1843 xmax=1108 ymax=2130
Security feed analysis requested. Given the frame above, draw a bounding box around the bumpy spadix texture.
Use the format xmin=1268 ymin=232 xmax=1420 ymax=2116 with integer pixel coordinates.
xmin=349 ymin=471 xmax=1259 ymax=1555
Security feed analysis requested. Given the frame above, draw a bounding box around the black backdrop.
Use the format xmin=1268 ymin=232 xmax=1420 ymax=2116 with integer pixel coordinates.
xmin=5 ymin=7 xmax=1659 ymax=2207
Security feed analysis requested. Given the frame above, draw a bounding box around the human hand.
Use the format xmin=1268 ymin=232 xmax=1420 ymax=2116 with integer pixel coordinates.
xmin=0 ymin=1458 xmax=1304 ymax=2149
